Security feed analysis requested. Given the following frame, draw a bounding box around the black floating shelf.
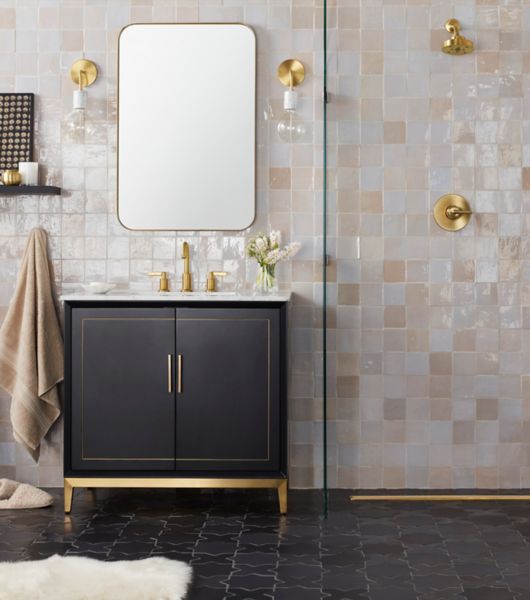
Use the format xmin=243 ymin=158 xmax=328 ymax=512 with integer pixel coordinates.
xmin=0 ymin=185 xmax=61 ymax=196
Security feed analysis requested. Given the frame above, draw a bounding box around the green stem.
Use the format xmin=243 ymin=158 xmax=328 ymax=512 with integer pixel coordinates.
xmin=256 ymin=264 xmax=277 ymax=292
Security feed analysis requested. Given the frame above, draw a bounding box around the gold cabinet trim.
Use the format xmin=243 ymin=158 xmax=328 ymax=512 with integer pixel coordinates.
xmin=81 ymin=317 xmax=176 ymax=461
xmin=175 ymin=317 xmax=271 ymax=462
xmin=79 ymin=316 xmax=273 ymax=463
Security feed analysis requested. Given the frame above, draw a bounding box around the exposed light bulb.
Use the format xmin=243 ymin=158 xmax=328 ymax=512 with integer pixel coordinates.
xmin=277 ymin=111 xmax=306 ymax=143
xmin=277 ymin=89 xmax=307 ymax=143
xmin=64 ymin=108 xmax=85 ymax=143
xmin=63 ymin=89 xmax=88 ymax=143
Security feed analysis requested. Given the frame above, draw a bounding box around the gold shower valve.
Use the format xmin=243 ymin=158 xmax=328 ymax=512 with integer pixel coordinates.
xmin=433 ymin=194 xmax=473 ymax=232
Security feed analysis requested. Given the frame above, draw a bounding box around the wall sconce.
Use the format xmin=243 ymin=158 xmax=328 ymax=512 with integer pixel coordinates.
xmin=276 ymin=59 xmax=307 ymax=143
xmin=442 ymin=19 xmax=474 ymax=55
xmin=64 ymin=59 xmax=98 ymax=142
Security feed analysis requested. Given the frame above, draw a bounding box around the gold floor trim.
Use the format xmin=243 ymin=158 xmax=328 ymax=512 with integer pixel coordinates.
xmin=64 ymin=477 xmax=287 ymax=514
xmin=350 ymin=494 xmax=530 ymax=502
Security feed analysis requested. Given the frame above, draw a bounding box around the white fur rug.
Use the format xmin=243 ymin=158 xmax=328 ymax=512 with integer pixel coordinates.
xmin=0 ymin=554 xmax=192 ymax=600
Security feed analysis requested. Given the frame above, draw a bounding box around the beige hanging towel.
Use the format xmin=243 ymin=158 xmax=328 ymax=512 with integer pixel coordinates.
xmin=0 ymin=228 xmax=63 ymax=460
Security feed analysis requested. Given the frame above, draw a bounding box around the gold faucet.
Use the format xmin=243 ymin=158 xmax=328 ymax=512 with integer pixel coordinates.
xmin=181 ymin=242 xmax=192 ymax=292
xmin=206 ymin=271 xmax=227 ymax=293
xmin=149 ymin=271 xmax=170 ymax=292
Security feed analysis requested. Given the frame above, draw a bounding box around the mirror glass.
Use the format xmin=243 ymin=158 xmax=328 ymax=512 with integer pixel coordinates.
xmin=118 ymin=24 xmax=256 ymax=231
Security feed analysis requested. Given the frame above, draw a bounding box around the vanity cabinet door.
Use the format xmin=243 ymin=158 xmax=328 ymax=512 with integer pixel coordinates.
xmin=175 ymin=308 xmax=280 ymax=471
xmin=70 ymin=308 xmax=176 ymax=470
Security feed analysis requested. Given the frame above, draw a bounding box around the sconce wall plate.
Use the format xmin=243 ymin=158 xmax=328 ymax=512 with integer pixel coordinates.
xmin=434 ymin=194 xmax=473 ymax=231
xmin=442 ymin=19 xmax=474 ymax=55
xmin=277 ymin=59 xmax=305 ymax=88
xmin=70 ymin=59 xmax=98 ymax=88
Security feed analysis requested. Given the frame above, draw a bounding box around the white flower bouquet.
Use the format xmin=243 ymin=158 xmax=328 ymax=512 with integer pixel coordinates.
xmin=246 ymin=231 xmax=301 ymax=293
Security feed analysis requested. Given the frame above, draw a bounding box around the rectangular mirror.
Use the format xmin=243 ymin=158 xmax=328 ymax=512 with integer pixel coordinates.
xmin=118 ymin=24 xmax=256 ymax=231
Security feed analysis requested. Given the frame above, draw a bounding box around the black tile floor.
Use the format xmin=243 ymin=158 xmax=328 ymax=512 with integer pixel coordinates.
xmin=2 ymin=489 xmax=530 ymax=599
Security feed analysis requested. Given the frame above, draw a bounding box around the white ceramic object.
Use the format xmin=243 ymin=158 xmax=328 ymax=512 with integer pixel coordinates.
xmin=18 ymin=162 xmax=39 ymax=185
xmin=80 ymin=282 xmax=116 ymax=295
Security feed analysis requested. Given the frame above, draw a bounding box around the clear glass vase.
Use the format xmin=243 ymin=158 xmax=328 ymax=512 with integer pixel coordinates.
xmin=254 ymin=264 xmax=278 ymax=295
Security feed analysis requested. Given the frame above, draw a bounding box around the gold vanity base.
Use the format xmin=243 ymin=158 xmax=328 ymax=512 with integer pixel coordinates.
xmin=64 ymin=477 xmax=287 ymax=514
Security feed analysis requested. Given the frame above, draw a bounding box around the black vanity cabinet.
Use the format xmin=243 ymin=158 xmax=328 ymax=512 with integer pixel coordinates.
xmin=175 ymin=309 xmax=280 ymax=471
xmin=63 ymin=300 xmax=288 ymax=514
xmin=70 ymin=307 xmax=176 ymax=471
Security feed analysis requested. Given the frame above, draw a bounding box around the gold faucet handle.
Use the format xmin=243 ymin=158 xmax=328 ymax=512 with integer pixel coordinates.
xmin=149 ymin=271 xmax=170 ymax=292
xmin=446 ymin=206 xmax=472 ymax=219
xmin=206 ymin=271 xmax=227 ymax=293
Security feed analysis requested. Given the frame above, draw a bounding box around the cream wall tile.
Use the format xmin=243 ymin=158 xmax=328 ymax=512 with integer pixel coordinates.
xmin=1 ymin=0 xmax=529 ymax=490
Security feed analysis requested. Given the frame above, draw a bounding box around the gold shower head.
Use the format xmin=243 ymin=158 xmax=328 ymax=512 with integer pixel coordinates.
xmin=442 ymin=19 xmax=474 ymax=55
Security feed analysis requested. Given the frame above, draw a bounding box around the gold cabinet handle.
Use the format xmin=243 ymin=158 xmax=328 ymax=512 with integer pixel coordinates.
xmin=167 ymin=354 xmax=173 ymax=393
xmin=177 ymin=354 xmax=183 ymax=394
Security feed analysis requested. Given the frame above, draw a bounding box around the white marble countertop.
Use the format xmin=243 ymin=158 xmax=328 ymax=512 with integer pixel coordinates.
xmin=60 ymin=292 xmax=291 ymax=302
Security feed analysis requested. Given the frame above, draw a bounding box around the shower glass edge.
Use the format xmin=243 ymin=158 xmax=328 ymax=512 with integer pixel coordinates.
xmin=322 ymin=0 xmax=329 ymax=517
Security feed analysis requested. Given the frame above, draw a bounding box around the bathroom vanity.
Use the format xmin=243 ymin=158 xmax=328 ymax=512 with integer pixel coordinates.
xmin=62 ymin=293 xmax=289 ymax=513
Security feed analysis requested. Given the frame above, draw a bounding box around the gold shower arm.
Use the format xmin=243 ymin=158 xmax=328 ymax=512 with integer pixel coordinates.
xmin=442 ymin=19 xmax=474 ymax=55
xmin=445 ymin=18 xmax=461 ymax=35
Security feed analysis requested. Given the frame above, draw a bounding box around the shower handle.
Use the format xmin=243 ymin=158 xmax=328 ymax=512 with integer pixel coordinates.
xmin=445 ymin=206 xmax=472 ymax=220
